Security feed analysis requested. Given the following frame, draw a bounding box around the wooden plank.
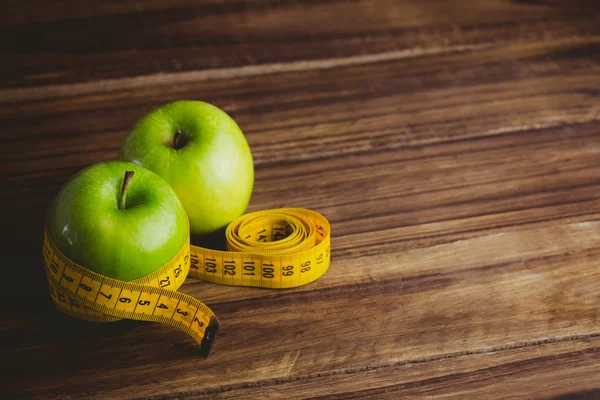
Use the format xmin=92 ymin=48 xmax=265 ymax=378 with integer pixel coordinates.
xmin=3 ymin=98 xmax=600 ymax=398
xmin=3 ymin=118 xmax=600 ymax=299
xmin=214 ymin=336 xmax=600 ymax=399
xmin=1 ymin=31 xmax=598 ymax=294
xmin=1 ymin=37 xmax=598 ymax=273
xmin=4 ymin=216 xmax=600 ymax=398
xmin=4 ymin=0 xmax=598 ymax=27
xmin=0 ymin=0 xmax=598 ymax=89
xmin=2 ymin=3 xmax=600 ymax=398
xmin=2 ymin=36 xmax=599 ymax=170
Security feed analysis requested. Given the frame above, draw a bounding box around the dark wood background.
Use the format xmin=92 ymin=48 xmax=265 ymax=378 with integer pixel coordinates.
xmin=2 ymin=1 xmax=600 ymax=398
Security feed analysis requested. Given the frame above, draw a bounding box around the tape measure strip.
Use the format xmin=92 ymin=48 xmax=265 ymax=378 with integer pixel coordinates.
xmin=189 ymin=208 xmax=331 ymax=288
xmin=42 ymin=208 xmax=330 ymax=356
xmin=43 ymin=228 xmax=220 ymax=356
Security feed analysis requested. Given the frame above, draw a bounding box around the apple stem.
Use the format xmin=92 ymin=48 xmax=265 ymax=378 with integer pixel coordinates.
xmin=119 ymin=171 xmax=134 ymax=210
xmin=174 ymin=130 xmax=182 ymax=149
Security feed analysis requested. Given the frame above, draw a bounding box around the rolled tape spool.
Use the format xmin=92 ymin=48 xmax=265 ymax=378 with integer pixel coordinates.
xmin=42 ymin=208 xmax=331 ymax=356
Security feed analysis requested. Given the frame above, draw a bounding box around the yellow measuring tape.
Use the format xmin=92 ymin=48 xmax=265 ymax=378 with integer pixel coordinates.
xmin=42 ymin=208 xmax=330 ymax=356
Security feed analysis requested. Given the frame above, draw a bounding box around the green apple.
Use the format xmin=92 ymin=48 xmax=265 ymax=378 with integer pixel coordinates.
xmin=48 ymin=161 xmax=188 ymax=281
xmin=118 ymin=100 xmax=254 ymax=236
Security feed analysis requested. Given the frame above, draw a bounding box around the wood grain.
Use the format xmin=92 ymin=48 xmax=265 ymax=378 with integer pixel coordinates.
xmin=1 ymin=0 xmax=598 ymax=90
xmin=214 ymin=337 xmax=600 ymax=399
xmin=1 ymin=0 xmax=600 ymax=398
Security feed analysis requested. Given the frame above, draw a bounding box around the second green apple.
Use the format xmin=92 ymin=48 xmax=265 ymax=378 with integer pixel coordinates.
xmin=119 ymin=101 xmax=254 ymax=236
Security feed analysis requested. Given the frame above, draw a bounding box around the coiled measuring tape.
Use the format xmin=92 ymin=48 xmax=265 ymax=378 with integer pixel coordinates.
xmin=42 ymin=208 xmax=330 ymax=357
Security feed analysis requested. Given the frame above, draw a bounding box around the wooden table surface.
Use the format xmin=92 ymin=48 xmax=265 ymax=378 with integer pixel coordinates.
xmin=2 ymin=1 xmax=600 ymax=399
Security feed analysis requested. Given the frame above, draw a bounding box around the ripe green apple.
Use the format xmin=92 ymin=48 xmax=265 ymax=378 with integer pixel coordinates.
xmin=118 ymin=100 xmax=254 ymax=236
xmin=48 ymin=161 xmax=188 ymax=281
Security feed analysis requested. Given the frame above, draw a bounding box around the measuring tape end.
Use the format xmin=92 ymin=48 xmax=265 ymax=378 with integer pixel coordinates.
xmin=199 ymin=317 xmax=221 ymax=358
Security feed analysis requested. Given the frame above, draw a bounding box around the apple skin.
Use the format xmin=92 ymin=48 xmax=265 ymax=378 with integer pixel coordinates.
xmin=48 ymin=161 xmax=188 ymax=282
xmin=118 ymin=100 xmax=254 ymax=236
